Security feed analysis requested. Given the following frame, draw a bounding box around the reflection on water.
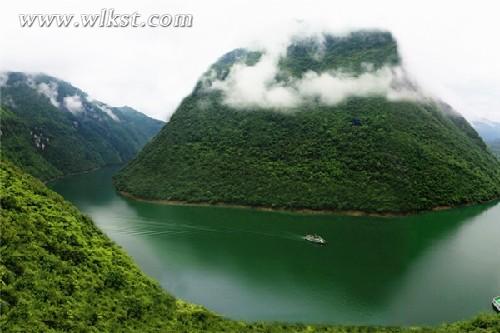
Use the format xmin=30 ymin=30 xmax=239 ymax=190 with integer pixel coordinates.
xmin=49 ymin=166 xmax=500 ymax=326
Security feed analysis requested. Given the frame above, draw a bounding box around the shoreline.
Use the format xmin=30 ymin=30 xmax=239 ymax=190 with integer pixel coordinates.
xmin=44 ymin=167 xmax=101 ymax=184
xmin=117 ymin=191 xmax=499 ymax=217
xmin=44 ymin=164 xmax=123 ymax=184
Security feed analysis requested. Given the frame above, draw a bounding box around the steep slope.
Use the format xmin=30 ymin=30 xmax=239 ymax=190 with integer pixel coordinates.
xmin=0 ymin=72 xmax=163 ymax=181
xmin=2 ymin=160 xmax=499 ymax=332
xmin=472 ymin=120 xmax=500 ymax=158
xmin=114 ymin=30 xmax=500 ymax=214
xmin=0 ymin=160 xmax=177 ymax=332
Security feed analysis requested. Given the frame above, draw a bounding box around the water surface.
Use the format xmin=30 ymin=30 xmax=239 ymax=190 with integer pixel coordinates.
xmin=49 ymin=166 xmax=500 ymax=326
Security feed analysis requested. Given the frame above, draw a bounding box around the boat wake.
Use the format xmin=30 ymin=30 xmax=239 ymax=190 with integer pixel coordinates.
xmin=99 ymin=215 xmax=304 ymax=241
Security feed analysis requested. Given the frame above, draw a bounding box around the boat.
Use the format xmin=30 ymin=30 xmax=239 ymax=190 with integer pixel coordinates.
xmin=493 ymin=296 xmax=500 ymax=313
xmin=303 ymin=234 xmax=327 ymax=245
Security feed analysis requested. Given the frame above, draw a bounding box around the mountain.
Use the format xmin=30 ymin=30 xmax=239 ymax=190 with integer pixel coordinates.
xmin=472 ymin=120 xmax=500 ymax=157
xmin=472 ymin=120 xmax=500 ymax=143
xmin=114 ymin=30 xmax=500 ymax=214
xmin=0 ymin=72 xmax=163 ymax=181
xmin=1 ymin=160 xmax=498 ymax=332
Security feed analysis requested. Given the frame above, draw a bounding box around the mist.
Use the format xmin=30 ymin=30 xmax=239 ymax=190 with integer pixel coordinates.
xmin=1 ymin=0 xmax=499 ymax=121
xmin=63 ymin=95 xmax=83 ymax=113
xmin=208 ymin=36 xmax=422 ymax=110
xmin=37 ymin=81 xmax=60 ymax=107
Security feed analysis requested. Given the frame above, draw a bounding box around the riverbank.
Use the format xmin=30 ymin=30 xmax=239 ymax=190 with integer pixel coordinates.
xmin=44 ymin=164 xmax=124 ymax=184
xmin=117 ymin=190 xmax=500 ymax=217
xmin=50 ymin=166 xmax=500 ymax=326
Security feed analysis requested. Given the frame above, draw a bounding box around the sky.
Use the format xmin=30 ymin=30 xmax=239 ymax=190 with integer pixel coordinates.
xmin=1 ymin=0 xmax=500 ymax=122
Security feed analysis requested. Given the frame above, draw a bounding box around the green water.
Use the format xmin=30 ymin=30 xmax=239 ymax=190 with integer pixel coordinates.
xmin=49 ymin=166 xmax=500 ymax=326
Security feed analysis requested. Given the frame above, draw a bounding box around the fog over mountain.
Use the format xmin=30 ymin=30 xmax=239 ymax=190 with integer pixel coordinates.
xmin=114 ymin=30 xmax=500 ymax=213
xmin=1 ymin=0 xmax=499 ymax=121
xmin=207 ymin=55 xmax=420 ymax=109
xmin=0 ymin=72 xmax=164 ymax=180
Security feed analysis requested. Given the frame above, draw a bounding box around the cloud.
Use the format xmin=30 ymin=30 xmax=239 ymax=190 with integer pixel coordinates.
xmin=1 ymin=0 xmax=499 ymax=121
xmin=296 ymin=67 xmax=419 ymax=105
xmin=88 ymin=95 xmax=121 ymax=121
xmin=100 ymin=105 xmax=120 ymax=121
xmin=36 ymin=81 xmax=60 ymax=107
xmin=209 ymin=46 xmax=422 ymax=110
xmin=63 ymin=95 xmax=83 ymax=113
xmin=211 ymin=54 xmax=300 ymax=108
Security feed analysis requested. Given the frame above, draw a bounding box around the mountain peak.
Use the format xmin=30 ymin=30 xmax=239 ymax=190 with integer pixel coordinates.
xmin=114 ymin=30 xmax=500 ymax=213
xmin=194 ymin=30 xmax=420 ymax=110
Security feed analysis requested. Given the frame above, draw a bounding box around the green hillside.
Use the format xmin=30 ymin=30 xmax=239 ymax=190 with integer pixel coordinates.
xmin=2 ymin=160 xmax=499 ymax=332
xmin=114 ymin=31 xmax=500 ymax=214
xmin=0 ymin=72 xmax=163 ymax=181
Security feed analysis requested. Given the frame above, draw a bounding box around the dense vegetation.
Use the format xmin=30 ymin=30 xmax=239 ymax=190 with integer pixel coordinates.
xmin=114 ymin=31 xmax=500 ymax=214
xmin=2 ymin=160 xmax=499 ymax=332
xmin=0 ymin=72 xmax=163 ymax=181
xmin=278 ymin=30 xmax=400 ymax=76
xmin=193 ymin=30 xmax=399 ymax=95
xmin=0 ymin=160 xmax=177 ymax=331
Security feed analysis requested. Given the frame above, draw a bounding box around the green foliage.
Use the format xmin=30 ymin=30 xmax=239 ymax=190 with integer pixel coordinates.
xmin=0 ymin=160 xmax=176 ymax=332
xmin=0 ymin=107 xmax=62 ymax=180
xmin=2 ymin=160 xmax=499 ymax=332
xmin=196 ymin=31 xmax=399 ymax=93
xmin=279 ymin=30 xmax=400 ymax=77
xmin=114 ymin=94 xmax=500 ymax=213
xmin=0 ymin=73 xmax=163 ymax=181
xmin=114 ymin=30 xmax=500 ymax=213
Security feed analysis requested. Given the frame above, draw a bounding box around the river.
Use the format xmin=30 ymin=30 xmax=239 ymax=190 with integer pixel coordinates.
xmin=49 ymin=166 xmax=500 ymax=326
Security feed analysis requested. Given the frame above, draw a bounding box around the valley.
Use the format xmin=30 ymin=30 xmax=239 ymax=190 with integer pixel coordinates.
xmin=2 ymin=26 xmax=499 ymax=333
xmin=51 ymin=166 xmax=500 ymax=326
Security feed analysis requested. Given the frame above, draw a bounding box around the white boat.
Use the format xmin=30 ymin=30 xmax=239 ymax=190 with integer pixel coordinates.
xmin=493 ymin=296 xmax=500 ymax=313
xmin=303 ymin=234 xmax=327 ymax=245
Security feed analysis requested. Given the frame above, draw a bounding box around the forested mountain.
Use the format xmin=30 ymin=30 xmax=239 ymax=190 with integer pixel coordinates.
xmin=114 ymin=31 xmax=500 ymax=213
xmin=0 ymin=72 xmax=163 ymax=181
xmin=1 ymin=160 xmax=499 ymax=332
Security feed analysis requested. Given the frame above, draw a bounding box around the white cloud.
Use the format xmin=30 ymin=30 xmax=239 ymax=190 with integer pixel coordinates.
xmin=100 ymin=105 xmax=120 ymax=121
xmin=63 ymin=95 xmax=83 ymax=113
xmin=210 ymin=47 xmax=422 ymax=109
xmin=211 ymin=54 xmax=299 ymax=108
xmin=295 ymin=68 xmax=409 ymax=106
xmin=0 ymin=0 xmax=499 ymax=121
xmin=36 ymin=81 xmax=60 ymax=107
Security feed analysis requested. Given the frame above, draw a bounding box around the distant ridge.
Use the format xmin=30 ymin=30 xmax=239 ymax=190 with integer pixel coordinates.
xmin=0 ymin=72 xmax=164 ymax=180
